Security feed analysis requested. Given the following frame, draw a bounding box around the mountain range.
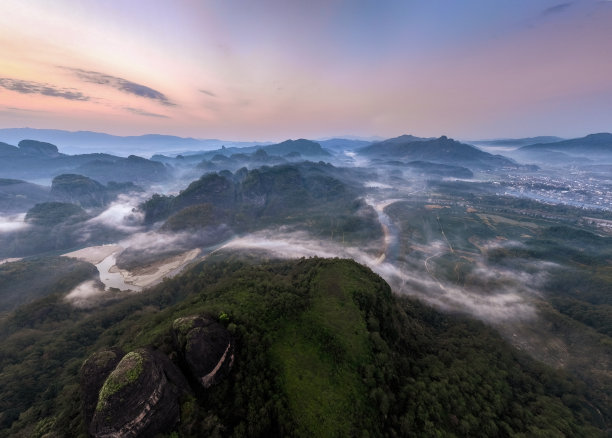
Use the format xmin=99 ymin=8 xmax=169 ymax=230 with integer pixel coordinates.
xmin=0 ymin=128 xmax=271 ymax=156
xmin=471 ymin=136 xmax=564 ymax=148
xmin=0 ymin=139 xmax=169 ymax=183
xmin=359 ymin=135 xmax=519 ymax=170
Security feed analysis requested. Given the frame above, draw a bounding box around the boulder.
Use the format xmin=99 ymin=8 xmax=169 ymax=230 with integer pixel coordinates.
xmin=89 ymin=348 xmax=189 ymax=438
xmin=173 ymin=316 xmax=234 ymax=388
xmin=80 ymin=347 xmax=125 ymax=428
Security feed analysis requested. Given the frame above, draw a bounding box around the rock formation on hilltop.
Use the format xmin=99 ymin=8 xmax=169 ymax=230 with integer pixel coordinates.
xmin=18 ymin=139 xmax=62 ymax=158
xmin=80 ymin=347 xmax=125 ymax=429
xmin=88 ymin=348 xmax=190 ymax=438
xmin=173 ymin=315 xmax=234 ymax=388
xmin=81 ymin=316 xmax=234 ymax=437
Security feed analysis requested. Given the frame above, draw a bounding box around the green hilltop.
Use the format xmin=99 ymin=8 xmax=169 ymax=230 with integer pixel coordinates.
xmin=0 ymin=256 xmax=604 ymax=437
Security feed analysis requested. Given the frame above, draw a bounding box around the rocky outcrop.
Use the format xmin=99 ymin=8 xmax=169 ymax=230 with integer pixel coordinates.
xmin=80 ymin=347 xmax=125 ymax=428
xmin=173 ymin=316 xmax=234 ymax=388
xmin=18 ymin=139 xmax=61 ymax=157
xmin=80 ymin=316 xmax=234 ymax=437
xmin=89 ymin=348 xmax=189 ymax=438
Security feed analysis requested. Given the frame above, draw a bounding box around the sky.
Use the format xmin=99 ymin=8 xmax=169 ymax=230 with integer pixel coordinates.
xmin=0 ymin=0 xmax=611 ymax=141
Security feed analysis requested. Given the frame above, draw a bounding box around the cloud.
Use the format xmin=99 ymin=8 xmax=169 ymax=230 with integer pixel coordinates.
xmin=0 ymin=213 xmax=30 ymax=233
xmin=0 ymin=77 xmax=89 ymax=101
xmin=118 ymin=225 xmax=231 ymax=256
xmin=219 ymin=230 xmax=545 ymax=324
xmin=85 ymin=194 xmax=147 ymax=233
xmin=66 ymin=68 xmax=175 ymax=106
xmin=540 ymin=2 xmax=573 ymax=18
xmin=3 ymin=106 xmax=47 ymax=113
xmin=364 ymin=181 xmax=393 ymax=189
xmin=64 ymin=280 xmax=108 ymax=308
xmin=199 ymin=89 xmax=217 ymax=97
xmin=124 ymin=107 xmax=170 ymax=118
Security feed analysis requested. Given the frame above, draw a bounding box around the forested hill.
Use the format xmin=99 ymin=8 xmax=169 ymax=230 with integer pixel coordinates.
xmin=0 ymin=256 xmax=605 ymax=437
xmin=140 ymin=162 xmax=353 ymax=225
xmin=359 ymin=135 xmax=518 ymax=170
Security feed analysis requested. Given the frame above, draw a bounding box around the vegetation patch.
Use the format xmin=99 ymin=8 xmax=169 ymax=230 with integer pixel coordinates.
xmin=96 ymin=351 xmax=144 ymax=411
xmin=92 ymin=350 xmax=120 ymax=368
xmin=270 ymin=262 xmax=371 ymax=436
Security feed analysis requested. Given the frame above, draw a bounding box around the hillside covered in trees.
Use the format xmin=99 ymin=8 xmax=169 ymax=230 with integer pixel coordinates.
xmin=0 ymin=256 xmax=605 ymax=437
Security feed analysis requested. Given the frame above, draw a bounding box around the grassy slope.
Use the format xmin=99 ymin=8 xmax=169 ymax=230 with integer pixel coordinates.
xmin=271 ymin=264 xmax=371 ymax=436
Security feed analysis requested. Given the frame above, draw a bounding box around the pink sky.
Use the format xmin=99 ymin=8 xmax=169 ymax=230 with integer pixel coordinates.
xmin=1 ymin=0 xmax=611 ymax=141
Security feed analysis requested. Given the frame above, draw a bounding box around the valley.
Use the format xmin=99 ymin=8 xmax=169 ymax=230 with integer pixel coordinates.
xmin=3 ymin=2 xmax=611 ymax=436
xmin=0 ymin=132 xmax=611 ymax=437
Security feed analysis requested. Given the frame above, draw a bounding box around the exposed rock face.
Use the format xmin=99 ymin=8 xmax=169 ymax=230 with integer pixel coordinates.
xmin=80 ymin=347 xmax=125 ymax=428
xmin=89 ymin=348 xmax=189 ymax=438
xmin=173 ymin=316 xmax=234 ymax=388
xmin=80 ymin=318 xmax=233 ymax=437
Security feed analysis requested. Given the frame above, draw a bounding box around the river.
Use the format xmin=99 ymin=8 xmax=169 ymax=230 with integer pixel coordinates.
xmin=95 ymin=252 xmax=141 ymax=291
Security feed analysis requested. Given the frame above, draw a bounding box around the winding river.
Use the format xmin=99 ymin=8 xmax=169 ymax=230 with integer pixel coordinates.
xmin=365 ymin=198 xmax=401 ymax=264
xmin=95 ymin=252 xmax=141 ymax=291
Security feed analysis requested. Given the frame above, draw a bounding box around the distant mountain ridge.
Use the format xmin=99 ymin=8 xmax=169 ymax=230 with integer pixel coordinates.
xmin=261 ymin=139 xmax=331 ymax=157
xmin=0 ymin=128 xmax=271 ymax=156
xmin=155 ymin=138 xmax=331 ymax=165
xmin=471 ymin=136 xmax=564 ymax=148
xmin=317 ymin=138 xmax=374 ymax=151
xmin=359 ymin=135 xmax=518 ymax=170
xmin=0 ymin=139 xmax=169 ymax=183
xmin=519 ymin=133 xmax=612 ymax=155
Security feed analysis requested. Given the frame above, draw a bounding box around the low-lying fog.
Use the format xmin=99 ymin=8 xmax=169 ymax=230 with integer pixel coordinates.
xmin=60 ymin=186 xmax=549 ymax=330
xmin=0 ymin=213 xmax=29 ymax=233
xmin=220 ymin=226 xmax=542 ymax=325
xmin=41 ymin=159 xmax=555 ymax=328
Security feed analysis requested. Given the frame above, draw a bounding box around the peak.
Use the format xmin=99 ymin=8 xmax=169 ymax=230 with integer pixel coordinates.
xmin=394 ymin=134 xmax=422 ymax=141
xmin=127 ymin=154 xmax=147 ymax=161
